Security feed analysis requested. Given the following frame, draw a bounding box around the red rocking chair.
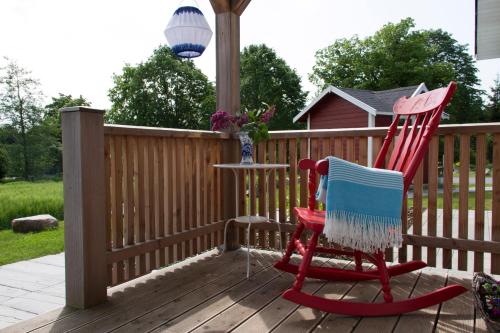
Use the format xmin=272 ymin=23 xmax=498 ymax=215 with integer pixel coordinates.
xmin=274 ymin=81 xmax=468 ymax=316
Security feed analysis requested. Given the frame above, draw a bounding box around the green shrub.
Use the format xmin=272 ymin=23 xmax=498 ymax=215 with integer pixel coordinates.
xmin=0 ymin=145 xmax=8 ymax=180
xmin=0 ymin=180 xmax=63 ymax=230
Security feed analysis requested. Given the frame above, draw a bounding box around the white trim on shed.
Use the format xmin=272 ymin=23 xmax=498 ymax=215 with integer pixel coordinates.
xmin=294 ymin=84 xmax=427 ymax=124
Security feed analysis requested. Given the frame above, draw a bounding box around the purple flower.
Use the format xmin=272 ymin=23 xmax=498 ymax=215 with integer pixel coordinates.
xmin=260 ymin=105 xmax=276 ymax=124
xmin=210 ymin=110 xmax=233 ymax=131
xmin=236 ymin=113 xmax=249 ymax=128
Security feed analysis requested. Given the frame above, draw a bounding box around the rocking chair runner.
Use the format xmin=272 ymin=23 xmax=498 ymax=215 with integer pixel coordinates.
xmin=274 ymin=81 xmax=468 ymax=316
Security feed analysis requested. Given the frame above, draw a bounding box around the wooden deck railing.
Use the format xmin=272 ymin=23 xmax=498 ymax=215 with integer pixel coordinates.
xmin=61 ymin=107 xmax=500 ymax=309
xmin=238 ymin=124 xmax=500 ymax=275
xmin=61 ymin=107 xmax=232 ymax=308
xmin=103 ymin=125 xmax=228 ymax=286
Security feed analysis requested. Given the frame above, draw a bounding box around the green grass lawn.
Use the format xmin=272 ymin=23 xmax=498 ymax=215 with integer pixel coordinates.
xmin=0 ymin=222 xmax=64 ymax=265
xmin=408 ymin=191 xmax=492 ymax=210
xmin=0 ymin=180 xmax=63 ymax=230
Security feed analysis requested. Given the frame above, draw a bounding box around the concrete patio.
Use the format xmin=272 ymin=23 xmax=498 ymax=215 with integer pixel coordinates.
xmin=0 ymin=253 xmax=65 ymax=329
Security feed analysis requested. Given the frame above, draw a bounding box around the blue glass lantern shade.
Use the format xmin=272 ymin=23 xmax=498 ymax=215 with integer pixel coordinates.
xmin=164 ymin=6 xmax=213 ymax=58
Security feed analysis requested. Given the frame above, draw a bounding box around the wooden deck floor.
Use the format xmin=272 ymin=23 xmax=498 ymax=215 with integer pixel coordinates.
xmin=1 ymin=249 xmax=488 ymax=333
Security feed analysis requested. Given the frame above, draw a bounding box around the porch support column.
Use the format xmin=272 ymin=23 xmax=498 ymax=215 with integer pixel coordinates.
xmin=210 ymin=0 xmax=250 ymax=250
xmin=61 ymin=106 xmax=107 ymax=308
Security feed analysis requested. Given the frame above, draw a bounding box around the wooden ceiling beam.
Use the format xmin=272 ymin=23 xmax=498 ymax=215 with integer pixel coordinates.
xmin=210 ymin=0 xmax=250 ymax=16
xmin=231 ymin=0 xmax=251 ymax=16
xmin=209 ymin=0 xmax=230 ymax=14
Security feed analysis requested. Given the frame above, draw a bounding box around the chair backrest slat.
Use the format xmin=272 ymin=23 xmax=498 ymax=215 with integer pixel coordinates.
xmin=313 ymin=82 xmax=457 ymax=196
xmin=375 ymin=81 xmax=457 ymax=191
xmin=403 ymin=112 xmax=432 ymax=173
xmin=387 ymin=115 xmax=405 ymax=170
xmin=394 ymin=114 xmax=422 ymax=172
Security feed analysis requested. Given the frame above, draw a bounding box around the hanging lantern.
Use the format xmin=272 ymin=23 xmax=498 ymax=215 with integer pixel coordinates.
xmin=164 ymin=6 xmax=213 ymax=59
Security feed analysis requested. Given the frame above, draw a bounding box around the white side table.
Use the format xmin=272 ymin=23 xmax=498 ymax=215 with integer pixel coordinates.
xmin=213 ymin=163 xmax=289 ymax=279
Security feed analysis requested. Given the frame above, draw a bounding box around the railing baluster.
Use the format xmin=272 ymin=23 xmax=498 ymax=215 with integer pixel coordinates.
xmin=346 ymin=137 xmax=354 ymax=162
xmin=147 ymin=138 xmax=156 ymax=269
xmin=104 ymin=135 xmax=113 ymax=286
xmin=289 ymin=139 xmax=297 ymax=225
xmin=268 ymin=139 xmax=277 ymax=248
xmin=359 ymin=137 xmax=368 ymax=166
xmin=165 ymin=138 xmax=174 ymax=264
xmin=299 ymin=139 xmax=308 ymax=208
xmin=458 ymin=134 xmax=470 ymax=271
xmin=125 ymin=136 xmax=136 ymax=277
xmin=278 ymin=139 xmax=287 ymax=248
xmin=492 ymin=133 xmax=500 ymax=274
xmin=442 ymin=134 xmax=454 ymax=269
xmin=334 ymin=137 xmax=342 ymax=159
xmin=137 ymin=137 xmax=146 ymax=275
xmin=413 ymin=164 xmax=423 ymax=261
xmin=475 ymin=134 xmax=486 ymax=272
xmin=114 ymin=136 xmax=125 ymax=283
xmin=427 ymin=136 xmax=439 ymax=267
xmin=258 ymin=141 xmax=267 ymax=247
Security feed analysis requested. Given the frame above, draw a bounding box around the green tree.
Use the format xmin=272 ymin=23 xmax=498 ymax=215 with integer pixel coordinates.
xmin=486 ymin=78 xmax=500 ymax=122
xmin=107 ymin=46 xmax=215 ymax=129
xmin=0 ymin=60 xmax=44 ymax=179
xmin=42 ymin=94 xmax=91 ymax=175
xmin=0 ymin=144 xmax=8 ymax=179
xmin=44 ymin=93 xmax=90 ymax=128
xmin=240 ymin=44 xmax=307 ymax=130
xmin=310 ymin=18 xmax=484 ymax=123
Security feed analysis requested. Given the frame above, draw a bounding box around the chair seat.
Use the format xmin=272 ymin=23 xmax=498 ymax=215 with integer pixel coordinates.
xmin=293 ymin=207 xmax=325 ymax=233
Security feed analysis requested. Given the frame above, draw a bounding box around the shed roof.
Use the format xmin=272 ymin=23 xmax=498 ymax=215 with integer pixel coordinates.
xmin=293 ymin=83 xmax=428 ymax=123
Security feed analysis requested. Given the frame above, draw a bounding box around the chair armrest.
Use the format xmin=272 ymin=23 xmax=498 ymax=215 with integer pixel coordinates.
xmin=316 ymin=159 xmax=328 ymax=176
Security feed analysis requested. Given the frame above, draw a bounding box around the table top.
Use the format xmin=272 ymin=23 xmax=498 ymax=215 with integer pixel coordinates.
xmin=213 ymin=163 xmax=289 ymax=169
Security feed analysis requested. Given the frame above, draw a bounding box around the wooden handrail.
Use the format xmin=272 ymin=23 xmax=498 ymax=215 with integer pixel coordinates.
xmin=104 ymin=124 xmax=231 ymax=139
xmin=268 ymin=122 xmax=500 ymax=139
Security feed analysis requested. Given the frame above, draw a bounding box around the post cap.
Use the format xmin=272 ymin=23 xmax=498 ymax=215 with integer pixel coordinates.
xmin=60 ymin=106 xmax=105 ymax=114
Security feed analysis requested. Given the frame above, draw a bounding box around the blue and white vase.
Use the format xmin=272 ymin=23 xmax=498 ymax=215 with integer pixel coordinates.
xmin=239 ymin=132 xmax=254 ymax=164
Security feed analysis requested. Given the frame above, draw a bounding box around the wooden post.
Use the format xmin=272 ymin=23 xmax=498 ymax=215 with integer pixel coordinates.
xmin=61 ymin=106 xmax=107 ymax=308
xmin=210 ymin=0 xmax=250 ymax=113
xmin=210 ymin=0 xmax=250 ymax=250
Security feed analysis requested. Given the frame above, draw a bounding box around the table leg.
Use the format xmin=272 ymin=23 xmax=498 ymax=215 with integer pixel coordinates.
xmin=223 ymin=219 xmax=235 ymax=253
xmin=246 ymin=221 xmax=251 ymax=279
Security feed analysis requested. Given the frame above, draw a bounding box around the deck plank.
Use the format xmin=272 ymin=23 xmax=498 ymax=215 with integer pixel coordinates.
xmin=353 ymin=269 xmax=421 ymax=332
xmin=272 ymin=262 xmax=355 ymax=333
xmin=150 ymin=264 xmax=282 ymax=332
xmin=311 ymin=266 xmax=381 ymax=332
xmin=6 ymin=250 xmax=244 ymax=333
xmin=0 ymin=251 xmax=475 ymax=333
xmin=435 ymin=271 xmax=475 ymax=333
xmin=189 ymin=270 xmax=296 ymax=332
xmin=393 ymin=267 xmax=447 ymax=332
xmin=232 ymin=258 xmax=334 ymax=333
xmin=72 ymin=251 xmax=275 ymax=333
xmin=188 ymin=258 xmax=304 ymax=333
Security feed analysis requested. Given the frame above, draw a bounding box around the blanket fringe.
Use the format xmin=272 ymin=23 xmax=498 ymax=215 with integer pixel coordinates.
xmin=323 ymin=210 xmax=402 ymax=253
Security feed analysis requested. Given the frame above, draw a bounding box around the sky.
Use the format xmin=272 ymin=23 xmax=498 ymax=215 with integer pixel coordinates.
xmin=1 ymin=0 xmax=499 ymax=110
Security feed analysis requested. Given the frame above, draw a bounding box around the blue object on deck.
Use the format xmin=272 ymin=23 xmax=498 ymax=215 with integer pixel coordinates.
xmin=316 ymin=156 xmax=404 ymax=252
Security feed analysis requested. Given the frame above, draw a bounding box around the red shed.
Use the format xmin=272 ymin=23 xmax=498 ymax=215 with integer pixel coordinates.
xmin=294 ymin=83 xmax=429 ymax=130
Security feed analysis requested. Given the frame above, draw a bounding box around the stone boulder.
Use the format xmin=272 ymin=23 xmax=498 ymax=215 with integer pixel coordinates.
xmin=12 ymin=214 xmax=59 ymax=233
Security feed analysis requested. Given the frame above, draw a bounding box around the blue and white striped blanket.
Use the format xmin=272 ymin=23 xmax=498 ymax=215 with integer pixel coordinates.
xmin=316 ymin=156 xmax=404 ymax=252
